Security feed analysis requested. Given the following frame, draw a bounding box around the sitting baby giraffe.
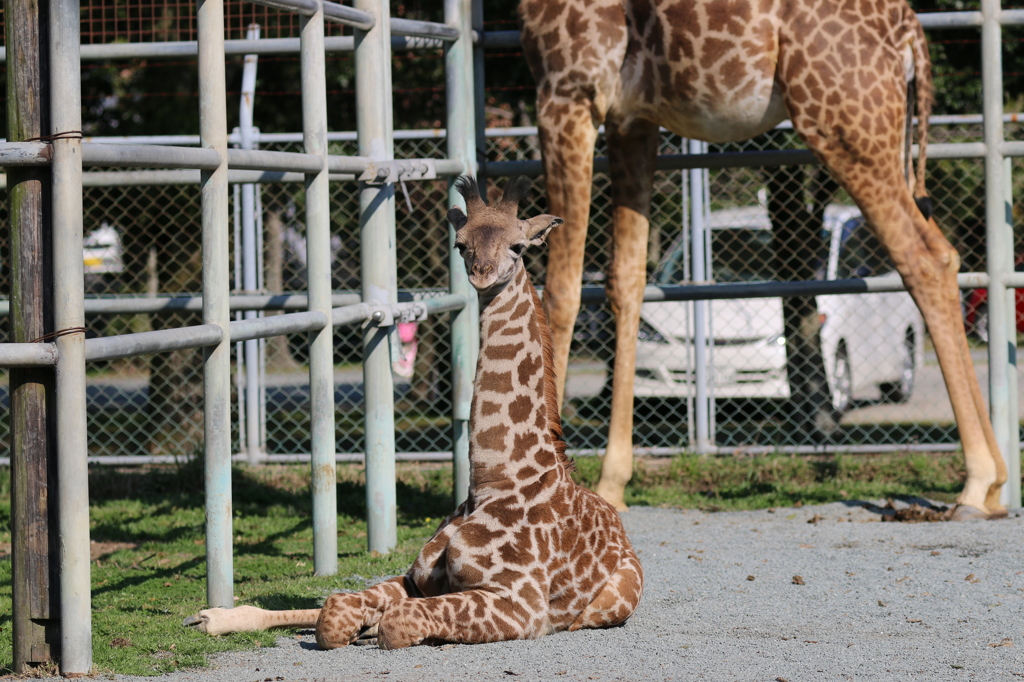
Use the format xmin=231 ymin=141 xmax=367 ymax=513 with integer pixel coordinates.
xmin=184 ymin=176 xmax=643 ymax=649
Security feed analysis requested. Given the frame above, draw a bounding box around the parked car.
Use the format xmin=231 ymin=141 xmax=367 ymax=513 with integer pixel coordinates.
xmin=962 ymin=255 xmax=1024 ymax=342
xmin=633 ymin=204 xmax=925 ymax=413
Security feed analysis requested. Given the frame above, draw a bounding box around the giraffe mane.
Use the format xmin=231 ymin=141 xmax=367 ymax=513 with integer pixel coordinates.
xmin=529 ymin=283 xmax=576 ymax=475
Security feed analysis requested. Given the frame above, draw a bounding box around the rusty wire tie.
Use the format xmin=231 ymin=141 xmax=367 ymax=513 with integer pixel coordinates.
xmin=23 ymin=130 xmax=84 ymax=142
xmin=31 ymin=327 xmax=87 ymax=343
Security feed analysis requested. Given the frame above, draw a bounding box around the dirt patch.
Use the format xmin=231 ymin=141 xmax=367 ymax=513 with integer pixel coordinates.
xmin=878 ymin=499 xmax=952 ymax=522
xmin=0 ymin=541 xmax=136 ymax=562
xmin=91 ymin=540 xmax=140 ymax=560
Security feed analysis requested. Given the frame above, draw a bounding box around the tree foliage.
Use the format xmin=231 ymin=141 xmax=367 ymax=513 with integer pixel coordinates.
xmin=3 ymin=0 xmax=1020 ymax=136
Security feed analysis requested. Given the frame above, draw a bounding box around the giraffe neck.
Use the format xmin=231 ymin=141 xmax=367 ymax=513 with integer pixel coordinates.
xmin=468 ymin=266 xmax=571 ymax=500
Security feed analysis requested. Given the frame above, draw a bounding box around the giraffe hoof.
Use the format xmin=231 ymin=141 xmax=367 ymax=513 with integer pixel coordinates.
xmin=351 ymin=624 xmax=379 ymax=646
xmin=183 ymin=610 xmax=217 ymax=633
xmin=947 ymin=504 xmax=989 ymax=521
xmin=985 ymin=507 xmax=1009 ymax=520
xmin=184 ymin=605 xmax=262 ymax=635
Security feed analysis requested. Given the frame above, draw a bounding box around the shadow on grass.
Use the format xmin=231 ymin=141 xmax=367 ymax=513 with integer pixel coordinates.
xmin=93 ymin=560 xmax=210 ymax=601
xmin=87 ymin=460 xmax=454 ymax=537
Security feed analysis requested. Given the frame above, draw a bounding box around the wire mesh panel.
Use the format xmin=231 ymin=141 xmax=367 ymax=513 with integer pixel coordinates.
xmin=486 ymin=122 xmax=1024 ymax=454
xmin=0 ymin=122 xmax=1021 ymax=461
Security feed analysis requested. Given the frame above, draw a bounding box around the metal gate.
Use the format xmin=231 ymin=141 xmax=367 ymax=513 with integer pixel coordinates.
xmin=0 ymin=0 xmax=479 ymax=672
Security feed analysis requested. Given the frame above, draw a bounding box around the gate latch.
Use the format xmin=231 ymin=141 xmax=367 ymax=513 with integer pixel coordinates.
xmin=359 ymin=159 xmax=437 ymax=185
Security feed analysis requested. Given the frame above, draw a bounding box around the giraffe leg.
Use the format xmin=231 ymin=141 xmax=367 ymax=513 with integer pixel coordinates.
xmin=314 ymin=577 xmax=411 ymax=649
xmin=781 ymin=37 xmax=1008 ymax=517
xmin=955 ymin=299 xmax=1009 ymax=517
xmin=594 ymin=118 xmax=659 ymax=511
xmin=805 ymin=151 xmax=1005 ymax=516
xmin=896 ymin=214 xmax=1006 ymax=516
xmin=536 ymin=93 xmax=599 ymax=409
xmin=375 ymin=590 xmax=546 ymax=649
xmin=568 ymin=550 xmax=644 ymax=631
xmin=184 ymin=605 xmax=321 ymax=636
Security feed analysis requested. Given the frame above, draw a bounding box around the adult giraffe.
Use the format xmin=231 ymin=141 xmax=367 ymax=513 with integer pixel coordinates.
xmin=518 ymin=0 xmax=1008 ymax=518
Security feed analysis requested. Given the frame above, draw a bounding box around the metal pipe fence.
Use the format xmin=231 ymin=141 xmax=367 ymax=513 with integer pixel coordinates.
xmin=0 ymin=0 xmax=1022 ymax=672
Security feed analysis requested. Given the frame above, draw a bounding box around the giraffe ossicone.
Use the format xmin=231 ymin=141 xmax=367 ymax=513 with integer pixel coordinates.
xmin=184 ymin=176 xmax=643 ymax=648
xmin=521 ymin=0 xmax=1008 ymax=519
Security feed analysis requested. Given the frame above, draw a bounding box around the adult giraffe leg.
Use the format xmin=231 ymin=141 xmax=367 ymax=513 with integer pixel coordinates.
xmin=812 ymin=158 xmax=1006 ymax=517
xmin=594 ymin=118 xmax=659 ymax=511
xmin=536 ymin=94 xmax=599 ymax=410
xmin=893 ymin=205 xmax=1006 ymax=517
xmin=910 ymin=214 xmax=1007 ymax=516
xmin=958 ymin=305 xmax=1009 ymax=515
xmin=781 ymin=19 xmax=1007 ymax=516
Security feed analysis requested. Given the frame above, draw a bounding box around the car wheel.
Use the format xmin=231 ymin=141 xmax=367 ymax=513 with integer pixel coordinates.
xmin=831 ymin=344 xmax=853 ymax=414
xmin=974 ymin=304 xmax=989 ymax=343
xmin=881 ymin=328 xmax=915 ymax=403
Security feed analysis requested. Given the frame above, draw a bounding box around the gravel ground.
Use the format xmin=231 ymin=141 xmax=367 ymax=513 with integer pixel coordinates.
xmin=115 ymin=501 xmax=1024 ymax=682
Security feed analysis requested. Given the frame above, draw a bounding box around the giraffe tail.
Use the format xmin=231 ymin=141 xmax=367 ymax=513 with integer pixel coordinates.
xmin=908 ymin=10 xmax=935 ymax=219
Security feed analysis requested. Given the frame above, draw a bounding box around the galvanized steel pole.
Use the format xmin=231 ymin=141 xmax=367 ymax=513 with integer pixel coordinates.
xmin=234 ymin=182 xmax=247 ymax=455
xmin=239 ymin=25 xmax=264 ymax=465
xmin=49 ymin=0 xmax=92 ymax=672
xmin=355 ymin=0 xmax=398 ymax=553
xmin=981 ymin=0 xmax=1020 ymax=508
xmin=198 ymin=0 xmax=235 ymax=607
xmin=445 ymin=0 xmax=478 ymax=506
xmin=471 ymin=0 xmax=487 ymax=189
xmin=300 ymin=0 xmax=339 ymax=574
xmin=689 ymin=140 xmax=712 ymax=453
xmin=1003 ymin=158 xmax=1020 ymax=506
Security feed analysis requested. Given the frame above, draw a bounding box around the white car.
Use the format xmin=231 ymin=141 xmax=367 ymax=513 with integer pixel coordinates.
xmin=82 ymin=222 xmax=124 ymax=276
xmin=634 ymin=204 xmax=925 ymax=412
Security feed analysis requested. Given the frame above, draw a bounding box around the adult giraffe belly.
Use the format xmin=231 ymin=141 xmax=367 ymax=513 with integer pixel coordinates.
xmin=615 ymin=0 xmax=787 ymax=143
xmin=615 ymin=74 xmax=787 ymax=144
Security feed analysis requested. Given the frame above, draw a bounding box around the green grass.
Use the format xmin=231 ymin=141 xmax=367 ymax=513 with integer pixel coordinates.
xmin=573 ymin=451 xmax=967 ymax=510
xmin=0 ymin=451 xmax=971 ymax=676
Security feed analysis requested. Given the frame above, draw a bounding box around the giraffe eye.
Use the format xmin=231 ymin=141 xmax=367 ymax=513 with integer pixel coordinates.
xmin=510 ymin=243 xmax=526 ymax=256
xmin=454 ymin=242 xmax=467 ymax=254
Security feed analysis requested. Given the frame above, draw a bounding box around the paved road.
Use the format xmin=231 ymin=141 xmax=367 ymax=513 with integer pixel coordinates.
xmin=840 ymin=351 xmax=1020 ymax=425
xmin=114 ymin=501 xmax=1024 ymax=682
xmin=2 ymin=351 xmax=1018 ymax=425
xmin=564 ymin=350 xmax=1024 ymax=424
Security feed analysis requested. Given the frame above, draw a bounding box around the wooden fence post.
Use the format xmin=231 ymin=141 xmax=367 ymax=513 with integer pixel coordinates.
xmin=7 ymin=0 xmax=61 ymax=669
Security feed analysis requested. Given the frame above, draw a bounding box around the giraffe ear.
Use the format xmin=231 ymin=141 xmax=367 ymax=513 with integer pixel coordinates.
xmin=521 ymin=215 xmax=563 ymax=246
xmin=448 ymin=206 xmax=468 ymax=230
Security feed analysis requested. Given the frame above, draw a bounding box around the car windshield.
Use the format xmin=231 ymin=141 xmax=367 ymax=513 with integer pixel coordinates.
xmin=654 ymin=229 xmax=777 ymax=284
xmin=836 ymin=217 xmax=896 ymax=278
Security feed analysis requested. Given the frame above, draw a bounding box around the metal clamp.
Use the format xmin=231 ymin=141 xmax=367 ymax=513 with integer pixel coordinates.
xmin=359 ymin=158 xmax=437 ymax=184
xmin=361 ymin=303 xmax=394 ymax=329
xmin=361 ymin=301 xmax=429 ymax=328
xmin=394 ymin=301 xmax=429 ymax=324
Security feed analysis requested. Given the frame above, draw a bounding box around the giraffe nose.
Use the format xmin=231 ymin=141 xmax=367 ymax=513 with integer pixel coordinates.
xmin=472 ymin=262 xmax=494 ymax=278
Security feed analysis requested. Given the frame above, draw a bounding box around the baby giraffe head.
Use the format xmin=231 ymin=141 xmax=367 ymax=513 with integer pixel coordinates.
xmin=448 ymin=176 xmax=563 ymax=296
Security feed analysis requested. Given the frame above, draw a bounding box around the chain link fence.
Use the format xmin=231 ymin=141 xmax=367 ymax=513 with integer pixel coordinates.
xmin=1 ymin=119 xmax=1021 ymax=460
xmin=491 ymin=120 xmax=1024 ymax=453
